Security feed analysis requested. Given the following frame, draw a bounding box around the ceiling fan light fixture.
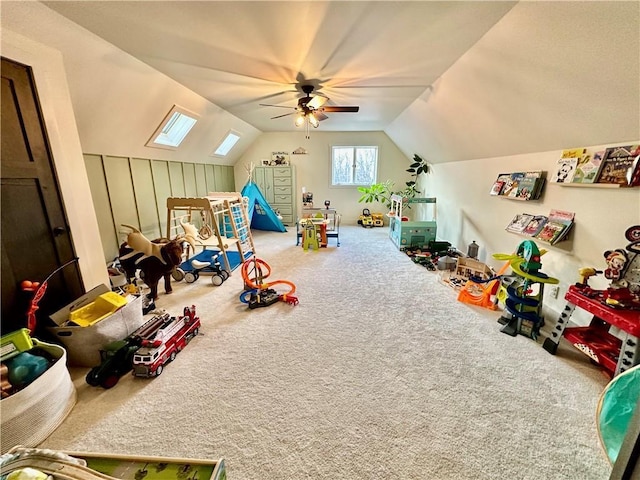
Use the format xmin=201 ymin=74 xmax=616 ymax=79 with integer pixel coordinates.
xmin=309 ymin=113 xmax=319 ymax=128
xmin=295 ymin=114 xmax=305 ymax=127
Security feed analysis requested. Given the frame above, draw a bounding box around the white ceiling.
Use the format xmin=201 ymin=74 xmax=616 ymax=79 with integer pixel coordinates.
xmin=42 ymin=1 xmax=516 ymax=133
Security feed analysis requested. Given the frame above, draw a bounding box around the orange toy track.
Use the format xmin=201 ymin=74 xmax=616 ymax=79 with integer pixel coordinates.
xmin=457 ymin=261 xmax=510 ymax=310
xmin=241 ymin=257 xmax=298 ymax=305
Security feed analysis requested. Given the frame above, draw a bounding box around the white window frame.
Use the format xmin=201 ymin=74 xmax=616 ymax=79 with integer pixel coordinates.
xmin=210 ymin=129 xmax=241 ymax=157
xmin=146 ymin=105 xmax=198 ymax=150
xmin=330 ymin=145 xmax=378 ymax=187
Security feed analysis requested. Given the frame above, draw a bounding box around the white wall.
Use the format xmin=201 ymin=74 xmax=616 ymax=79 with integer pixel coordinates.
xmin=234 ymin=131 xmax=411 ymax=223
xmin=386 ymin=1 xmax=639 ymax=163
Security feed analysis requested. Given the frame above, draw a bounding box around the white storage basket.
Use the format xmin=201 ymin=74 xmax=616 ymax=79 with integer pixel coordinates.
xmin=1 ymin=339 xmax=76 ymax=453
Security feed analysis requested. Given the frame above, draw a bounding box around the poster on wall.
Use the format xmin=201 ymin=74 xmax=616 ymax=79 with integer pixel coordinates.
xmin=270 ymin=152 xmax=290 ymax=165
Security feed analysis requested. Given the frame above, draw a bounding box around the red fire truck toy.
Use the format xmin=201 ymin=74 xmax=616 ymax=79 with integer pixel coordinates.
xmin=132 ymin=305 xmax=200 ymax=377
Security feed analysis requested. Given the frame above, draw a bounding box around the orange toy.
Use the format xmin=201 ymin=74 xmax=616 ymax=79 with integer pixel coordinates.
xmin=240 ymin=257 xmax=298 ymax=306
xmin=457 ymin=261 xmax=510 ymax=310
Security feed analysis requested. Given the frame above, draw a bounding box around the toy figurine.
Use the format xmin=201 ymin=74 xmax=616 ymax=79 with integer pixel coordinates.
xmin=603 ymin=249 xmax=628 ymax=286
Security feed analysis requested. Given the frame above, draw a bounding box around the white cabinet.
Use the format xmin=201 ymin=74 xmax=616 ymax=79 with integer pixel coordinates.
xmin=254 ymin=166 xmax=296 ymax=225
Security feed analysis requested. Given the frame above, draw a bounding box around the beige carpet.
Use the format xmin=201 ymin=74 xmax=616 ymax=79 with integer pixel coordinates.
xmin=40 ymin=226 xmax=612 ymax=479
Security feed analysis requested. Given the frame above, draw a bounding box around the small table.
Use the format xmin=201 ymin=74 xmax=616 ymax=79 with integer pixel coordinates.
xmin=543 ymin=284 xmax=640 ymax=377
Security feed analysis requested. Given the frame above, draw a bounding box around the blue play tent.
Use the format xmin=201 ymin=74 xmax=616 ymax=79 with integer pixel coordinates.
xmin=240 ymin=181 xmax=287 ymax=232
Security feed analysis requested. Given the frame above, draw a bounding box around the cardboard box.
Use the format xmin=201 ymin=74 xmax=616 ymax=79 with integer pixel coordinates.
xmin=48 ymin=284 xmax=145 ymax=367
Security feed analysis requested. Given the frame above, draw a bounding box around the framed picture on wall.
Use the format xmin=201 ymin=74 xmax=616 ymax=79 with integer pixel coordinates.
xmin=271 ymin=152 xmax=289 ymax=165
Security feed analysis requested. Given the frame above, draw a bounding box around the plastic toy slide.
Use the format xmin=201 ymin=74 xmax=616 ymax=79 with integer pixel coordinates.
xmin=596 ymin=364 xmax=640 ymax=464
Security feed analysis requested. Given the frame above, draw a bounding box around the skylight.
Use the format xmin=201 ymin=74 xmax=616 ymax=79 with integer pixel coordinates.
xmin=211 ymin=130 xmax=241 ymax=157
xmin=146 ymin=105 xmax=198 ymax=150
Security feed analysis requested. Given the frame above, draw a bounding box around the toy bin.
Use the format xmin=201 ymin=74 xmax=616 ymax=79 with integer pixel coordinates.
xmin=48 ymin=284 xmax=145 ymax=367
xmin=0 ymin=339 xmax=76 ymax=453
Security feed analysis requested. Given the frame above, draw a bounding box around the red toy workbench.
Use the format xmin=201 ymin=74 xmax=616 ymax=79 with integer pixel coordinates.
xmin=543 ymin=285 xmax=640 ymax=377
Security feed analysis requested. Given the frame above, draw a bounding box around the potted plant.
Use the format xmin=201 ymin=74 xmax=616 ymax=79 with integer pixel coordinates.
xmin=358 ymin=154 xmax=430 ymax=210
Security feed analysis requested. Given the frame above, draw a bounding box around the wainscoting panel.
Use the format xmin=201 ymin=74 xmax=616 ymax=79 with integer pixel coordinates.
xmin=151 ymin=160 xmax=172 ymax=237
xmin=84 ymin=154 xmax=235 ymax=262
xmin=103 ymin=155 xmax=138 ymax=242
xmin=168 ymin=161 xmax=186 ymax=198
xmin=84 ymin=154 xmax=119 ymax=260
xmin=130 ymin=158 xmax=161 ymax=240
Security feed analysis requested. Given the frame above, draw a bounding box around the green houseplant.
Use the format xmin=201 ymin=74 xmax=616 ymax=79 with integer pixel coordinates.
xmin=358 ymin=154 xmax=430 ymax=210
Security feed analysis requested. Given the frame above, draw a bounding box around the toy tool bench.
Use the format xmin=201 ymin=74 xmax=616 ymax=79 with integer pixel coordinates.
xmin=543 ymin=285 xmax=640 ymax=377
xmin=296 ymin=207 xmax=340 ymax=247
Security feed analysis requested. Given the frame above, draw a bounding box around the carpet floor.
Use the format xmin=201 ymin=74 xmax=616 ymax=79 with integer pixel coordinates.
xmin=40 ymin=226 xmax=612 ymax=479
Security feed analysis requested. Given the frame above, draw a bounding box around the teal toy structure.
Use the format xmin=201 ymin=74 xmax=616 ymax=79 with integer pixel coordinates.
xmin=597 ymin=364 xmax=640 ymax=464
xmin=493 ymin=240 xmax=559 ymax=338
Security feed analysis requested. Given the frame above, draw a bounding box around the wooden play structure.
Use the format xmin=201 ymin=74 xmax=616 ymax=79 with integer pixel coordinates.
xmin=166 ymin=193 xmax=255 ymax=277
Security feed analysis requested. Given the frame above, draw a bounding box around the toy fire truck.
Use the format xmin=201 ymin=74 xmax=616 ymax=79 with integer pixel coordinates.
xmin=132 ymin=305 xmax=200 ymax=378
xmin=86 ymin=313 xmax=172 ymax=389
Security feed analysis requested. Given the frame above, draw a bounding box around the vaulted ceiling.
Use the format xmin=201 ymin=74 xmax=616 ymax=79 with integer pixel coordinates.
xmin=43 ymin=1 xmax=517 ymax=133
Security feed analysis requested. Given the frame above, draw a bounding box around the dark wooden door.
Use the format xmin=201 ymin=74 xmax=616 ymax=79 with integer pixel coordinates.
xmin=1 ymin=57 xmax=84 ymax=335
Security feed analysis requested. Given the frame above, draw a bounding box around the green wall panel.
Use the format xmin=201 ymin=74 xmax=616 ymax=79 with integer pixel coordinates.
xmin=84 ymin=154 xmax=119 ymax=261
xmin=131 ymin=158 xmax=161 ymax=240
xmin=151 ymin=160 xmax=172 ymax=237
xmin=205 ymin=164 xmax=216 ymax=194
xmin=183 ymin=163 xmax=197 ymax=197
xmin=168 ymin=161 xmax=186 ymax=197
xmin=103 ymin=156 xmax=138 ymax=245
xmin=194 ymin=164 xmax=207 ymax=196
xmin=84 ymin=155 xmax=236 ymax=260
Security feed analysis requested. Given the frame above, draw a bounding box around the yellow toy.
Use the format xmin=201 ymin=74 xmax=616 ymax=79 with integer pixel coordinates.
xmin=302 ymin=219 xmax=320 ymax=251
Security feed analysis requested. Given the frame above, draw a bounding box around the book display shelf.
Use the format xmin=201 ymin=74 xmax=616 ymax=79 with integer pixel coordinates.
xmin=504 ymin=209 xmax=575 ymax=246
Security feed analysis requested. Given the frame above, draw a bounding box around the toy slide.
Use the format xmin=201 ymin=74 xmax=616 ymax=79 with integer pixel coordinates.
xmin=597 ymin=364 xmax=640 ymax=464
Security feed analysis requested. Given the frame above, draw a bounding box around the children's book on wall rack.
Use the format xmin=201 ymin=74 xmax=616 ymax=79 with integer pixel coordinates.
xmin=595 ymin=145 xmax=640 ymax=186
xmin=551 ymin=144 xmax=640 ymax=188
xmin=489 ymin=171 xmax=545 ymax=200
xmin=550 ymin=148 xmax=585 ymax=184
xmin=505 ymin=209 xmax=574 ymax=245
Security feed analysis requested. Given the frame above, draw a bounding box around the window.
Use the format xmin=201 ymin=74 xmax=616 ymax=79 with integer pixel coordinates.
xmin=331 ymin=146 xmax=378 ymax=186
xmin=211 ymin=130 xmax=241 ymax=157
xmin=146 ymin=105 xmax=198 ymax=150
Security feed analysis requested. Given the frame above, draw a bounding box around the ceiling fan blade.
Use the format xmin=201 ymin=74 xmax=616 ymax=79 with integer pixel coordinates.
xmin=315 ymin=112 xmax=329 ymax=121
xmin=260 ymin=103 xmax=297 ymax=109
xmin=308 ymin=95 xmax=328 ymax=109
xmin=322 ymin=106 xmax=360 ymax=113
xmin=270 ymin=112 xmax=297 ymax=119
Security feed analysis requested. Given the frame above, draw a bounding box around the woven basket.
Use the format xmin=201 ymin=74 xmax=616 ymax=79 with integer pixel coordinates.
xmin=1 ymin=339 xmax=76 ymax=453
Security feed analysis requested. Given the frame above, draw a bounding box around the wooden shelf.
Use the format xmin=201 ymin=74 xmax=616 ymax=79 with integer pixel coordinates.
xmin=549 ymin=182 xmax=626 ymax=189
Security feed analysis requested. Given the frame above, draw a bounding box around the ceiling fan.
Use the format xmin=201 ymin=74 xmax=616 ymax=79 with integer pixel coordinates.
xmin=260 ymin=85 xmax=359 ymax=138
